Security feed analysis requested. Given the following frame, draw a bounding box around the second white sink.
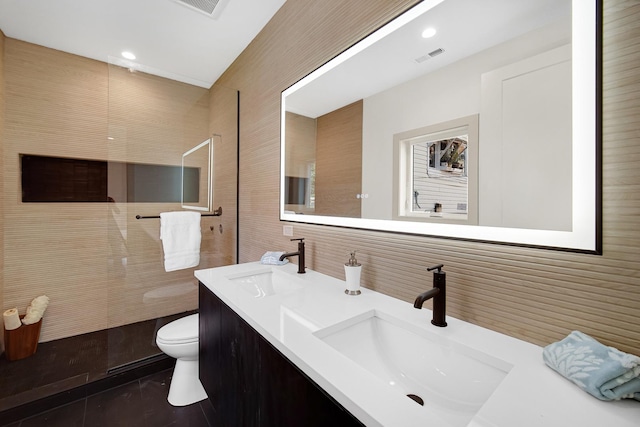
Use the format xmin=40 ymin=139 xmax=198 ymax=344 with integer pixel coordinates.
xmin=314 ymin=310 xmax=512 ymax=426
xmin=226 ymin=267 xmax=302 ymax=298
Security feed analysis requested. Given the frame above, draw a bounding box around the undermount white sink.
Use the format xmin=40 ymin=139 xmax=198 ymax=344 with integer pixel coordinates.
xmin=226 ymin=267 xmax=302 ymax=298
xmin=314 ymin=310 xmax=512 ymax=426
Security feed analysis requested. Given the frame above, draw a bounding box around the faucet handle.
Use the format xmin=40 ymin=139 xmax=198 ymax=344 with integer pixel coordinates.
xmin=290 ymin=238 xmax=305 ymax=242
xmin=427 ymin=264 xmax=444 ymax=272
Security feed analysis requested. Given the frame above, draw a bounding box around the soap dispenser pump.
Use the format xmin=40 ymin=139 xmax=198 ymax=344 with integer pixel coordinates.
xmin=344 ymin=251 xmax=362 ymax=296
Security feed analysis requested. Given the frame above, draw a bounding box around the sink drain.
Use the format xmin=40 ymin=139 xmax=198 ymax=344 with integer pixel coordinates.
xmin=406 ymin=394 xmax=424 ymax=406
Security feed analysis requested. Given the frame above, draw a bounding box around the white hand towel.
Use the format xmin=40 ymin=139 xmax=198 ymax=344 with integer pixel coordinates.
xmin=160 ymin=211 xmax=202 ymax=272
xmin=22 ymin=295 xmax=50 ymax=325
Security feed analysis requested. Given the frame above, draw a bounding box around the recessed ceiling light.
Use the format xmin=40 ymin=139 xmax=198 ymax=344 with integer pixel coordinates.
xmin=421 ymin=28 xmax=437 ymax=39
xmin=121 ymin=51 xmax=136 ymax=60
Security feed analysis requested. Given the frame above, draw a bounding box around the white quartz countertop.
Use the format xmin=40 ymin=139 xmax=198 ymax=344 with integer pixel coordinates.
xmin=196 ymin=262 xmax=640 ymax=427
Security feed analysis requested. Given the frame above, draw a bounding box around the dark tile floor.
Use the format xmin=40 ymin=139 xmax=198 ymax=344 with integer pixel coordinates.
xmin=3 ymin=369 xmax=213 ymax=427
xmin=0 ymin=312 xmax=194 ymax=414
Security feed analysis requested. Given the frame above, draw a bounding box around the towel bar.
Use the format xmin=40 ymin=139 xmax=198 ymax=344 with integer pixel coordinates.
xmin=136 ymin=206 xmax=222 ymax=220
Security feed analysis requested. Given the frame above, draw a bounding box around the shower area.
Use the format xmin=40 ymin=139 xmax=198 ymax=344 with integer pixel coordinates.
xmin=0 ymin=43 xmax=238 ymax=415
xmin=104 ymin=62 xmax=238 ymax=374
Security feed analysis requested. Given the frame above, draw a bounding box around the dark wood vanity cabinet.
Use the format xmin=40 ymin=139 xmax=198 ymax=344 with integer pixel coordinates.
xmin=199 ymin=282 xmax=364 ymax=427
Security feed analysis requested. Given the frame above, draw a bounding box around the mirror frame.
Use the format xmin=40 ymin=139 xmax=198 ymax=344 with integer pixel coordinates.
xmin=280 ymin=0 xmax=602 ymax=254
xmin=182 ymin=137 xmax=213 ymax=212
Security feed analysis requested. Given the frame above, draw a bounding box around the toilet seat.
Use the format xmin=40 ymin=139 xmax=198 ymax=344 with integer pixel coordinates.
xmin=157 ymin=313 xmax=199 ymax=345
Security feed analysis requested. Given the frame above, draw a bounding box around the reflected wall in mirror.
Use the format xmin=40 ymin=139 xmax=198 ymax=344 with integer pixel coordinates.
xmin=182 ymin=137 xmax=213 ymax=211
xmin=281 ymin=0 xmax=600 ymax=252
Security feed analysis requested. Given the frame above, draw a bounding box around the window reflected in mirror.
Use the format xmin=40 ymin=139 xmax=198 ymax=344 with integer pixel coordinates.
xmin=412 ymin=135 xmax=468 ymax=215
xmin=394 ymin=114 xmax=478 ymax=225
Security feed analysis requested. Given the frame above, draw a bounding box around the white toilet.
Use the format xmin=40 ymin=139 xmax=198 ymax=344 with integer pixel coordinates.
xmin=156 ymin=313 xmax=208 ymax=406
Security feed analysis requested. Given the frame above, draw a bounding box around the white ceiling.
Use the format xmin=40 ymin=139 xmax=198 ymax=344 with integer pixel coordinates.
xmin=0 ymin=0 xmax=286 ymax=88
xmin=285 ymin=0 xmax=571 ymax=118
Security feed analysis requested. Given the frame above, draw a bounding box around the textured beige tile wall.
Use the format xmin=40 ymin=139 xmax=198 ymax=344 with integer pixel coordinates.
xmin=105 ymin=64 xmax=211 ymax=328
xmin=3 ymin=39 xmax=110 ymax=342
xmin=216 ymin=0 xmax=640 ymax=355
xmin=208 ymin=84 xmax=239 ymax=266
xmin=2 ymin=40 xmax=235 ymax=342
xmin=0 ymin=30 xmax=5 ymax=351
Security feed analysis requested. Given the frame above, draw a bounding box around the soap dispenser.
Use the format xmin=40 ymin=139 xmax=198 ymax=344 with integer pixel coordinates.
xmin=344 ymin=251 xmax=362 ymax=296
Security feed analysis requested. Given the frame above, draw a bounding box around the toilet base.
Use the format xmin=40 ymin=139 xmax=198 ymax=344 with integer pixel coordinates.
xmin=167 ymin=358 xmax=208 ymax=406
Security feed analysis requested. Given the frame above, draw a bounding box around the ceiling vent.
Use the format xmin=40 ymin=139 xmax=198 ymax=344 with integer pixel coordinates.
xmin=415 ymin=48 xmax=445 ymax=64
xmin=174 ymin=0 xmax=221 ymax=17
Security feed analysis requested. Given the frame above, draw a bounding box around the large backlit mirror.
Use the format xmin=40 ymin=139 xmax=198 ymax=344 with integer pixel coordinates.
xmin=281 ymin=0 xmax=601 ymax=253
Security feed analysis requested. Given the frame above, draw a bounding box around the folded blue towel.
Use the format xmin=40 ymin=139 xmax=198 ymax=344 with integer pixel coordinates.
xmin=543 ymin=331 xmax=640 ymax=401
xmin=260 ymin=251 xmax=289 ymax=265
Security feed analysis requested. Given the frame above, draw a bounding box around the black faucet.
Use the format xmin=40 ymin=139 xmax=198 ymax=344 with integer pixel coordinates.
xmin=413 ymin=264 xmax=447 ymax=327
xmin=279 ymin=238 xmax=306 ymax=274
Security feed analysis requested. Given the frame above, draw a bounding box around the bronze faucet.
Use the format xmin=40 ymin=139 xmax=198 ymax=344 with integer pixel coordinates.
xmin=279 ymin=238 xmax=306 ymax=274
xmin=413 ymin=264 xmax=447 ymax=327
